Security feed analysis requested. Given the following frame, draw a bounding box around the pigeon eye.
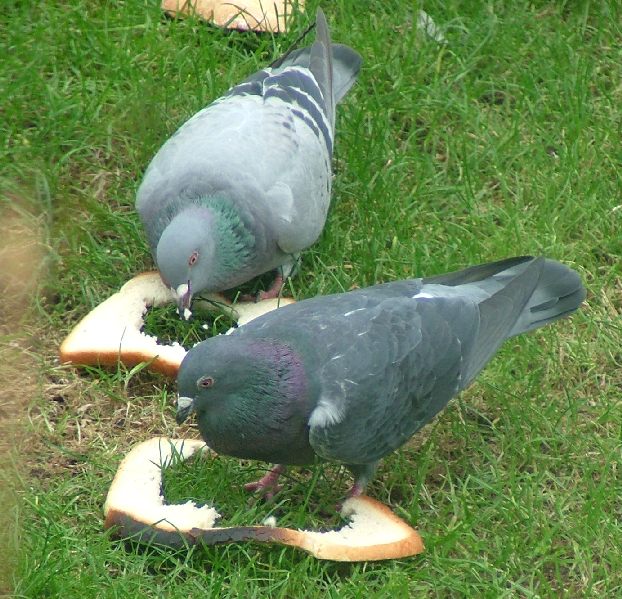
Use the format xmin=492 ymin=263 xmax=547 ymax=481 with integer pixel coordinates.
xmin=197 ymin=376 xmax=214 ymax=389
xmin=188 ymin=251 xmax=199 ymax=266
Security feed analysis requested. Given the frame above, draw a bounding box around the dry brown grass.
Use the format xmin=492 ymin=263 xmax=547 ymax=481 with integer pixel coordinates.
xmin=0 ymin=197 xmax=48 ymax=595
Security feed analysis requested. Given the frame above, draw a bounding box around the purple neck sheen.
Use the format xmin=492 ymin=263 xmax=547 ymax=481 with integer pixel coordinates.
xmin=246 ymin=339 xmax=307 ymax=402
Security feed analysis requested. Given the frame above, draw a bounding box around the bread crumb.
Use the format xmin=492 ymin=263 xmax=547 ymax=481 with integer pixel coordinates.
xmin=262 ymin=515 xmax=278 ymax=527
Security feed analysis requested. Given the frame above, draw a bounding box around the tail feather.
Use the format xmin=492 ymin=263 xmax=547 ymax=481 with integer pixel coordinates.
xmin=422 ymin=256 xmax=533 ymax=287
xmin=330 ymin=43 xmax=363 ymax=103
xmin=424 ymin=256 xmax=585 ymax=338
xmin=461 ymin=258 xmax=546 ymax=386
xmin=437 ymin=256 xmax=585 ymax=387
xmin=308 ymin=9 xmax=334 ymax=127
xmin=509 ymin=259 xmax=586 ymax=336
xmin=270 ymin=13 xmax=362 ymax=106
xmin=273 ymin=43 xmax=362 ymax=104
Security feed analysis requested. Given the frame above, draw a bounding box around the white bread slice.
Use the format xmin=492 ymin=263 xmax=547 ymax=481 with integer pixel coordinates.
xmin=59 ymin=272 xmax=295 ymax=377
xmin=161 ymin=0 xmax=302 ymax=33
xmin=104 ymin=437 xmax=424 ymax=561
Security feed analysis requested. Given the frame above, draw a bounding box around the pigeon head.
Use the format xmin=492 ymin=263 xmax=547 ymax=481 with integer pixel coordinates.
xmin=156 ymin=200 xmax=255 ymax=316
xmin=176 ymin=334 xmax=315 ymax=463
xmin=175 ymin=336 xmax=264 ymax=424
xmin=156 ymin=207 xmax=216 ymax=315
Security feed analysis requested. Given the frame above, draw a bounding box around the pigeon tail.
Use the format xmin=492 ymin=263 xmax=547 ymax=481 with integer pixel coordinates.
xmin=329 ymin=44 xmax=363 ymax=103
xmin=507 ymin=258 xmax=586 ymax=337
xmin=422 ymin=255 xmax=585 ymax=333
xmin=458 ymin=257 xmax=585 ymax=386
xmin=271 ymin=15 xmax=362 ymax=106
xmin=422 ymin=256 xmax=534 ymax=287
xmin=308 ymin=9 xmax=334 ymax=128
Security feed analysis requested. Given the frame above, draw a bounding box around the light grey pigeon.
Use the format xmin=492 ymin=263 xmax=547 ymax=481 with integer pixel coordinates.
xmin=176 ymin=256 xmax=585 ymax=497
xmin=136 ymin=9 xmax=362 ymax=314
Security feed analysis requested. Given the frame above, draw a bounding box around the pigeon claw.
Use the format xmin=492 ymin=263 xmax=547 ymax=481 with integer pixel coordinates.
xmin=244 ymin=464 xmax=286 ymax=500
xmin=255 ymin=273 xmax=284 ymax=301
xmin=346 ymin=482 xmax=365 ymax=498
xmin=240 ymin=272 xmax=285 ymax=303
xmin=335 ymin=482 xmax=365 ymax=512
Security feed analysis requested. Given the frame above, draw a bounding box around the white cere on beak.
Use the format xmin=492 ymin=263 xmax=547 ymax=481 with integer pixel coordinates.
xmin=176 ymin=283 xmax=189 ymax=298
xmin=177 ymin=396 xmax=194 ymax=411
xmin=183 ymin=308 xmax=192 ymax=321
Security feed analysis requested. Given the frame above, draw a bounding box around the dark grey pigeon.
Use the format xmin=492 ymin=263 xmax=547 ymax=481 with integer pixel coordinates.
xmin=136 ymin=9 xmax=362 ymax=315
xmin=176 ymin=256 xmax=585 ymax=497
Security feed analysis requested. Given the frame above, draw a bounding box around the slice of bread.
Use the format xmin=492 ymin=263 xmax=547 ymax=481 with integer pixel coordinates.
xmin=104 ymin=437 xmax=424 ymax=561
xmin=59 ymin=272 xmax=295 ymax=377
xmin=161 ymin=0 xmax=302 ymax=33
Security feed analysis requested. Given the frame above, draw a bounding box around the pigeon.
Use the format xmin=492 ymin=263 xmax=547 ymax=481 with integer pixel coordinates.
xmin=176 ymin=256 xmax=585 ymax=497
xmin=136 ymin=9 xmax=362 ymax=315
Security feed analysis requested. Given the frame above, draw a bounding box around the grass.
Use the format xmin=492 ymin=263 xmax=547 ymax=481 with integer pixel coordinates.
xmin=142 ymin=302 xmax=236 ymax=348
xmin=2 ymin=0 xmax=621 ymax=596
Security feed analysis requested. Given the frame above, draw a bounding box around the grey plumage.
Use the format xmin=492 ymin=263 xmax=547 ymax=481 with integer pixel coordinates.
xmin=136 ymin=9 xmax=362 ymax=311
xmin=176 ymin=256 xmax=585 ymax=495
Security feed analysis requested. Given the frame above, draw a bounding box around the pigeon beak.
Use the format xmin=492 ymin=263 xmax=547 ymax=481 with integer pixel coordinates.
xmin=176 ymin=396 xmax=195 ymax=425
xmin=175 ymin=282 xmax=193 ymax=319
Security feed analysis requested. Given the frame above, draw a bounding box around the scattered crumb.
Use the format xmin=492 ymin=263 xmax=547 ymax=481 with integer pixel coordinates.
xmin=262 ymin=515 xmax=278 ymax=528
xmin=183 ymin=308 xmax=192 ymax=321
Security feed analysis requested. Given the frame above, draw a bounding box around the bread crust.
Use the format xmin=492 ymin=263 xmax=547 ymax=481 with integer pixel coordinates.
xmin=161 ymin=0 xmax=302 ymax=33
xmin=104 ymin=437 xmax=424 ymax=561
xmin=60 ymin=272 xmax=294 ymax=377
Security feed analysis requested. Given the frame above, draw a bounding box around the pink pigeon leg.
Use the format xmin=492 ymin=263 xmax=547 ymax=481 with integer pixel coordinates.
xmin=345 ymin=481 xmax=365 ymax=498
xmin=256 ymin=272 xmax=284 ymax=300
xmin=244 ymin=464 xmax=286 ymax=499
xmin=239 ymin=270 xmax=284 ymax=303
xmin=343 ymin=462 xmax=377 ymax=501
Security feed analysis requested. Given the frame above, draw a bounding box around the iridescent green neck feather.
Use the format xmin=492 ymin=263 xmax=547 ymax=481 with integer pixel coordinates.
xmin=200 ymin=196 xmax=255 ymax=279
xmin=155 ymin=195 xmax=255 ymax=293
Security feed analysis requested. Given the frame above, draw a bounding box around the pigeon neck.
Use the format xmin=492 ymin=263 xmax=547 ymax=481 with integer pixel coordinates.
xmin=250 ymin=340 xmax=308 ymax=404
xmin=207 ymin=340 xmax=314 ymax=464
xmin=198 ymin=196 xmax=255 ymax=278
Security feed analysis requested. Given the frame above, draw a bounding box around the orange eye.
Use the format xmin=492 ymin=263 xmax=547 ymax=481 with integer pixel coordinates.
xmin=188 ymin=251 xmax=199 ymax=266
xmin=197 ymin=376 xmax=214 ymax=389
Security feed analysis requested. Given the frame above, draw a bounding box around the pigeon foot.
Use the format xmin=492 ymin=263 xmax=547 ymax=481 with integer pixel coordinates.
xmin=256 ymin=273 xmax=284 ymax=301
xmin=240 ymin=271 xmax=285 ymax=303
xmin=244 ymin=464 xmax=286 ymax=499
xmin=346 ymin=481 xmax=365 ymax=498
xmin=335 ymin=481 xmax=366 ymax=512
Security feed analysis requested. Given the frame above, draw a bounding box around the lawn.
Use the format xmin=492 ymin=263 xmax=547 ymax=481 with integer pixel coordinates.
xmin=1 ymin=0 xmax=621 ymax=596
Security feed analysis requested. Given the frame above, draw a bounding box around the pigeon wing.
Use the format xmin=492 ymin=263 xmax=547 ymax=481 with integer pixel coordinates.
xmin=137 ymin=66 xmax=333 ymax=256
xmin=308 ymin=296 xmax=479 ymax=466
